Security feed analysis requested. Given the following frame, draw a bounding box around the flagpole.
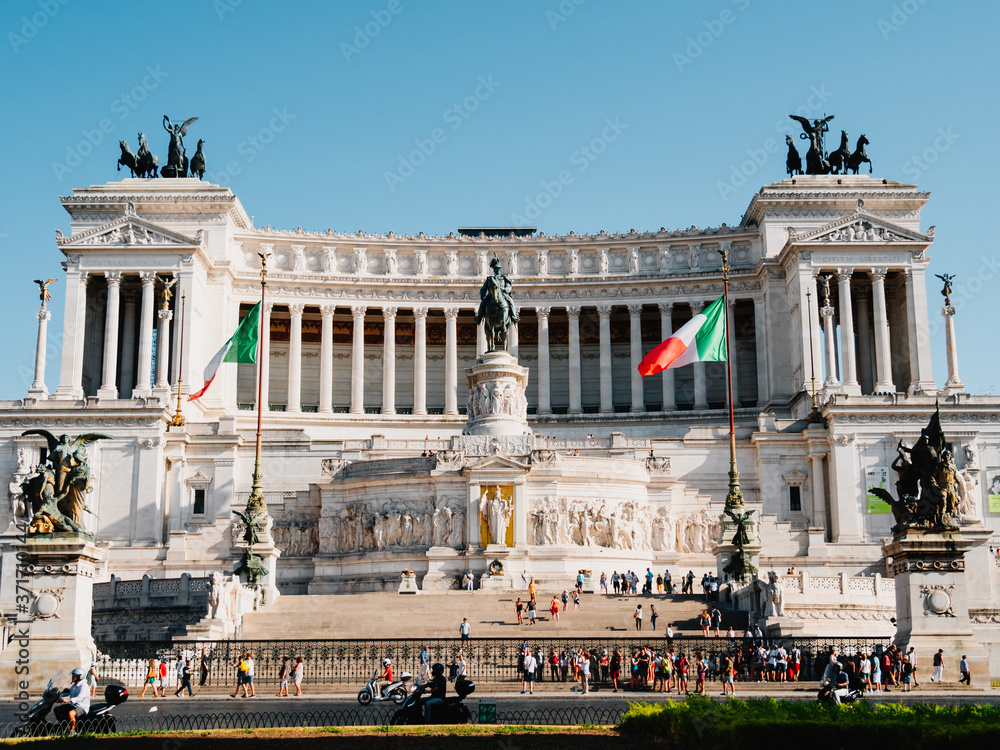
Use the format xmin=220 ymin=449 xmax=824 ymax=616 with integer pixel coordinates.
xmin=719 ymin=247 xmax=744 ymax=511
xmin=169 ymin=294 xmax=186 ymax=428
xmin=246 ymin=254 xmax=269 ymax=515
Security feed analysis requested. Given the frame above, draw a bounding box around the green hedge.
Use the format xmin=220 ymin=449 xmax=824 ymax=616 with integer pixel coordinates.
xmin=618 ymin=696 xmax=1000 ymax=748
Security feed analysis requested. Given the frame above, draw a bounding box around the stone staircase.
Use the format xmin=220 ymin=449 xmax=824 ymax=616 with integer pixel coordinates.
xmin=238 ymin=590 xmax=748 ymax=640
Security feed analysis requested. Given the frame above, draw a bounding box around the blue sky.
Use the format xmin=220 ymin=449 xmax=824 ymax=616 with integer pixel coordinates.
xmin=1 ymin=0 xmax=997 ymax=397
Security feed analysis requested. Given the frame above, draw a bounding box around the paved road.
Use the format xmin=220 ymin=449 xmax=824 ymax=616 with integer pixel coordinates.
xmin=2 ymin=687 xmax=997 ymax=728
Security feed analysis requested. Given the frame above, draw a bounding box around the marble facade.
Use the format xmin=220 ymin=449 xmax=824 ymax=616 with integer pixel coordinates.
xmin=0 ymin=176 xmax=997 ymax=646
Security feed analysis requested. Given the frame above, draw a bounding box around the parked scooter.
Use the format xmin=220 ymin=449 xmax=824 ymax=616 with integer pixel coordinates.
xmin=357 ymin=670 xmax=412 ymax=705
xmin=15 ymin=670 xmax=128 ymax=736
xmin=390 ymin=675 xmax=475 ymax=725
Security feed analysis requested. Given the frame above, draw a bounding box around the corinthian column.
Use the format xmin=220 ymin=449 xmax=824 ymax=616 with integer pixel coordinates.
xmin=133 ymin=272 xmax=156 ymax=398
xmin=382 ymin=307 xmax=397 ymax=414
xmin=350 ymin=305 xmax=366 ymax=414
xmin=55 ymin=270 xmax=88 ymax=399
xmin=597 ymin=304 xmax=613 ymax=414
xmin=29 ymin=302 xmax=52 ymax=399
xmin=820 ymin=302 xmax=839 ymax=389
xmin=287 ymin=303 xmax=304 ymax=412
xmin=942 ymin=303 xmax=965 ymax=396
xmin=869 ymin=268 xmax=895 ymax=392
xmin=658 ymin=302 xmax=675 ymax=411
xmin=567 ymin=305 xmax=582 ymax=415
xmin=444 ymin=307 xmax=458 ymax=415
xmin=536 ymin=307 xmax=551 ymax=415
xmin=97 ymin=272 xmax=122 ymax=399
xmin=319 ymin=305 xmax=334 ymax=413
xmin=413 ymin=308 xmax=427 ymax=415
xmin=155 ymin=305 xmax=173 ymax=392
xmin=628 ymin=304 xmax=644 ymax=412
xmin=836 ymin=269 xmax=860 ymax=394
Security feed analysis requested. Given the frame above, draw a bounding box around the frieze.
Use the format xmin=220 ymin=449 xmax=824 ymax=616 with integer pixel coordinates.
xmin=0 ymin=417 xmax=163 ymax=428
xmin=969 ymin=609 xmax=1000 ymax=624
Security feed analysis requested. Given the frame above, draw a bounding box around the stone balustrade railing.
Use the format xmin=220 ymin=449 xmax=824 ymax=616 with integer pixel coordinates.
xmin=93 ymin=573 xmax=209 ymax=610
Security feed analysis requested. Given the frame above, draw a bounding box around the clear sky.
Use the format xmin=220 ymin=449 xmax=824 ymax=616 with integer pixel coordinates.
xmin=1 ymin=0 xmax=997 ymax=398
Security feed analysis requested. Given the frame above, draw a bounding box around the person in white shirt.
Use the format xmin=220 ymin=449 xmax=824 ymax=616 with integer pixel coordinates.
xmin=456 ymin=654 xmax=467 ymax=678
xmin=577 ymin=649 xmax=591 ymax=694
xmin=54 ymin=668 xmax=91 ymax=733
xmin=521 ymin=648 xmax=537 ymax=694
xmin=465 ymin=571 xmax=474 ymax=591
xmin=245 ymin=654 xmax=256 ymax=697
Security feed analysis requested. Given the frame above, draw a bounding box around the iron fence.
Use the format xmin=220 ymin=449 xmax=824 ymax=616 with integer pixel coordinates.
xmin=95 ymin=635 xmax=890 ymax=689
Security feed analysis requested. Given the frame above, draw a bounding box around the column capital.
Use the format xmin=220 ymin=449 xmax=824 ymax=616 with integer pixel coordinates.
xmin=288 ymin=302 xmax=306 ymax=316
xmin=868 ymin=267 xmax=888 ymax=282
xmin=835 ymin=268 xmax=854 ymax=283
xmin=139 ymin=271 xmax=157 ymax=286
xmin=320 ymin=304 xmax=336 ymax=318
xmin=566 ymin=305 xmax=581 ymax=318
xmin=263 ymin=301 xmax=275 ymax=315
xmin=351 ymin=304 xmax=367 ymax=319
xmin=536 ymin=306 xmax=551 ymax=319
xmin=443 ymin=307 xmax=459 ymax=321
xmin=819 ymin=304 xmax=835 ymax=319
xmin=382 ymin=306 xmax=398 ymax=320
xmin=690 ymin=300 xmax=705 ymax=313
xmin=36 ymin=308 xmax=51 ymax=322
xmin=596 ymin=304 xmax=613 ymax=318
xmin=413 ymin=308 xmax=429 ymax=321
xmin=626 ymin=303 xmax=643 ymax=316
xmin=657 ymin=301 xmax=673 ymax=314
xmin=104 ymin=271 xmax=123 ymax=286
xmin=158 ymin=307 xmax=173 ymax=322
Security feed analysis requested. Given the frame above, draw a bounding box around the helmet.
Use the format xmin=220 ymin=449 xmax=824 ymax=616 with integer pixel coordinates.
xmin=382 ymin=658 xmax=391 ymax=667
xmin=71 ymin=668 xmax=85 ymax=680
xmin=431 ymin=662 xmax=445 ymax=676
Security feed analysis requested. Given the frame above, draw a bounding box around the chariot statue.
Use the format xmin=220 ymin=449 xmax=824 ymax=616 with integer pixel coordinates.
xmin=161 ymin=115 xmax=198 ymax=178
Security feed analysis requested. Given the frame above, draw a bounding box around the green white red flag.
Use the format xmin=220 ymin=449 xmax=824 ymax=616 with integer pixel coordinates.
xmin=188 ymin=303 xmax=260 ymax=401
xmin=638 ymin=294 xmax=727 ymax=377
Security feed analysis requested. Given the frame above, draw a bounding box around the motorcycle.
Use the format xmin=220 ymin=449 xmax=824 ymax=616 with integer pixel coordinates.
xmin=357 ymin=670 xmax=412 ymax=705
xmin=816 ymin=678 xmax=861 ymax=704
xmin=15 ymin=671 xmax=129 ymax=736
xmin=390 ymin=676 xmax=475 ymax=725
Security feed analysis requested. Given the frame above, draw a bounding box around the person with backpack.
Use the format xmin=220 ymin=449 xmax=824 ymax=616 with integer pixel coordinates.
xmin=521 ymin=647 xmax=537 ymax=695
xmin=231 ymin=652 xmax=251 ymax=698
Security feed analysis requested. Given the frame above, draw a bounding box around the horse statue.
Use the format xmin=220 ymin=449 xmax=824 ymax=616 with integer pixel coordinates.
xmin=475 ymin=256 xmax=519 ymax=353
xmin=117 ymin=140 xmax=137 ymax=177
xmin=162 ymin=115 xmax=198 ymax=178
xmin=135 ymin=133 xmax=159 ymax=178
xmin=828 ymin=130 xmax=851 ymax=174
xmin=847 ymin=134 xmax=872 ymax=174
xmin=785 ymin=135 xmax=802 ymax=176
xmin=190 ymin=139 xmax=207 ymax=179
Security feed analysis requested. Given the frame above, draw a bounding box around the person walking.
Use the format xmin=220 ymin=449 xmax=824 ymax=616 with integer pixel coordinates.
xmin=561 ymin=589 xmax=569 ymax=611
xmin=610 ymin=648 xmax=622 ymax=692
xmin=650 ymin=604 xmax=658 ymax=632
xmin=528 ymin=579 xmax=537 ymax=601
xmin=572 ymin=590 xmax=580 ymax=611
xmin=459 ymin=618 xmax=471 ymax=640
xmin=291 ymin=656 xmax=304 ymax=696
xmin=87 ymin=662 xmax=99 ymax=698
xmin=139 ymin=659 xmax=157 ymax=698
xmin=959 ymin=655 xmax=971 ymax=685
xmin=931 ymin=649 xmax=945 ymax=682
xmin=157 ymin=657 xmax=168 ymax=698
xmin=550 ymin=596 xmax=561 ymax=621
xmin=199 ymin=649 xmax=210 ymax=687
xmin=908 ymin=647 xmax=920 ymax=687
xmin=710 ymin=607 xmax=722 ymax=637
xmin=901 ymin=655 xmax=913 ymax=692
xmin=721 ymin=653 xmax=735 ymax=696
xmin=600 ymin=572 xmax=608 ymax=594
xmin=527 ymin=598 xmax=537 ymax=625
xmin=634 ymin=604 xmax=643 ymax=631
xmin=515 ymin=597 xmax=524 ymax=625
xmin=231 ymin=653 xmax=250 ymax=698
xmin=276 ymin=656 xmax=290 ymax=697
xmin=419 ymin=645 xmax=431 ymax=683
xmin=612 ymin=571 xmax=620 ymax=595
xmin=174 ymin=659 xmax=194 ymax=697
xmin=521 ymin=647 xmax=537 ymax=694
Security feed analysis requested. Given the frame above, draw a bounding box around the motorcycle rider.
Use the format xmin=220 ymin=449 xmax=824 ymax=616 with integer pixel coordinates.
xmin=831 ymin=664 xmax=851 ymax=704
xmin=53 ymin=668 xmax=91 ymax=733
xmin=374 ymin=658 xmax=394 ymax=698
xmin=424 ymin=663 xmax=447 ymax=722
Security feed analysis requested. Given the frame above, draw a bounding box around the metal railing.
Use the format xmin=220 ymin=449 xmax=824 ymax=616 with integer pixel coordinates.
xmin=95 ymin=635 xmax=890 ymax=689
xmin=0 ymin=704 xmax=628 ymax=737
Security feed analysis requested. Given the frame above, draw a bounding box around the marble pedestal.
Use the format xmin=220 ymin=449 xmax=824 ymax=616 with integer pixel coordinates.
xmin=0 ymin=534 xmax=105 ymax=697
xmin=463 ymin=351 xmax=531 ymax=437
xmin=398 ymin=571 xmax=420 ymax=594
xmin=422 ymin=547 xmax=463 ymax=591
xmin=232 ymin=537 xmax=282 ymax=606
xmin=883 ymin=529 xmax=989 ymax=678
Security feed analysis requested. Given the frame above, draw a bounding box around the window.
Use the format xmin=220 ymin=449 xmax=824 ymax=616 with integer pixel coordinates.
xmin=789 ymin=485 xmax=802 ymax=513
xmin=193 ymin=488 xmax=206 ymax=515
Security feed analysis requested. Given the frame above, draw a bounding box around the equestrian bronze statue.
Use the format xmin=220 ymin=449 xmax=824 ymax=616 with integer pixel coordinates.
xmin=475 ymin=256 xmax=519 ymax=353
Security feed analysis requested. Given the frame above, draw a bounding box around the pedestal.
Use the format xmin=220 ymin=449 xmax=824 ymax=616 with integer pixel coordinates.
xmin=883 ymin=529 xmax=989 ymax=677
xmin=232 ymin=518 xmax=281 ymax=607
xmin=422 ymin=546 xmax=462 ymax=591
xmin=0 ymin=534 xmax=105 ymax=696
xmin=398 ymin=571 xmax=420 ymax=594
xmin=463 ymin=351 xmax=531 ymax=437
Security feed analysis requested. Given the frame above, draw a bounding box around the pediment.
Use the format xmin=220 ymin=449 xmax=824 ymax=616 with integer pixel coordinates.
xmin=787 ymin=199 xmax=933 ymax=246
xmin=463 ymin=454 xmax=530 ymax=473
xmin=56 ymin=201 xmax=202 ymax=249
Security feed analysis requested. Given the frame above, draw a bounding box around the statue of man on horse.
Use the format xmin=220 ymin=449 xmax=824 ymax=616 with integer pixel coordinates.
xmin=475 ymin=255 xmax=519 ymax=353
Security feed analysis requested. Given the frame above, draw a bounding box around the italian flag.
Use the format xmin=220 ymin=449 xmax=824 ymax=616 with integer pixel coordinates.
xmin=638 ymin=294 xmax=727 ymax=377
xmin=188 ymin=302 xmax=261 ymax=401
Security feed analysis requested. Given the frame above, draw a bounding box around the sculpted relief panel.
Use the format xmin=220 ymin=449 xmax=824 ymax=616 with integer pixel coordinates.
xmin=318 ymin=497 xmax=465 ymax=555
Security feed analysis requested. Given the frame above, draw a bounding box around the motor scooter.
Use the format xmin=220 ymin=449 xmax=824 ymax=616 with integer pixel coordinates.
xmin=816 ymin=678 xmax=861 ymax=704
xmin=15 ymin=671 xmax=128 ymax=736
xmin=390 ymin=675 xmax=475 ymax=725
xmin=357 ymin=670 xmax=412 ymax=705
